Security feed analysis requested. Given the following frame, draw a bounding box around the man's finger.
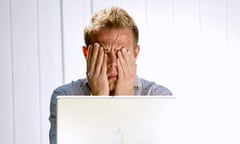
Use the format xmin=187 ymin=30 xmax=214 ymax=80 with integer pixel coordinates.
xmin=88 ymin=43 xmax=99 ymax=76
xmin=101 ymin=53 xmax=107 ymax=75
xmin=121 ymin=48 xmax=134 ymax=75
xmin=117 ymin=50 xmax=128 ymax=77
xmin=121 ymin=48 xmax=131 ymax=63
xmin=117 ymin=58 xmax=123 ymax=78
xmin=87 ymin=45 xmax=93 ymax=72
xmin=95 ymin=46 xmax=104 ymax=76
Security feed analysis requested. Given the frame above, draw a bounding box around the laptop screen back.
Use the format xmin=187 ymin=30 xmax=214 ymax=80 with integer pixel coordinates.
xmin=57 ymin=96 xmax=175 ymax=144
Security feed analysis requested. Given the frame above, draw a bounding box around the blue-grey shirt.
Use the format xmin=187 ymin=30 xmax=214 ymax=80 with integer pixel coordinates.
xmin=49 ymin=76 xmax=172 ymax=144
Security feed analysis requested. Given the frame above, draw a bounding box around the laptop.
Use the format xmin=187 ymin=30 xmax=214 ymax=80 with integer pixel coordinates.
xmin=56 ymin=96 xmax=175 ymax=144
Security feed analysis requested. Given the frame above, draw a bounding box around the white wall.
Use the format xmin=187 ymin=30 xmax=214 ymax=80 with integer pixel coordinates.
xmin=0 ymin=0 xmax=240 ymax=144
xmin=0 ymin=0 xmax=63 ymax=144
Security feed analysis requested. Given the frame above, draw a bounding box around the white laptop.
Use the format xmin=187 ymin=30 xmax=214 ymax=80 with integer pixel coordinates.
xmin=56 ymin=96 xmax=175 ymax=144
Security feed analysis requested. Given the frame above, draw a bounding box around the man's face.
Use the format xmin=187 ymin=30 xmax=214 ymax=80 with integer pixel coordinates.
xmin=88 ymin=28 xmax=139 ymax=91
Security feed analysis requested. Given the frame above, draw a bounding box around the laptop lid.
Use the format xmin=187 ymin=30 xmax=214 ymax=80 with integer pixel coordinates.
xmin=56 ymin=96 xmax=175 ymax=144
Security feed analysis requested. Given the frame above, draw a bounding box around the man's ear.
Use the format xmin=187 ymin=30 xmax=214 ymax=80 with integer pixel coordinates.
xmin=134 ymin=45 xmax=140 ymax=60
xmin=82 ymin=46 xmax=88 ymax=59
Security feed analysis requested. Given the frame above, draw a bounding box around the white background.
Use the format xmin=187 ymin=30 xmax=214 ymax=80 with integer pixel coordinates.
xmin=0 ymin=0 xmax=240 ymax=144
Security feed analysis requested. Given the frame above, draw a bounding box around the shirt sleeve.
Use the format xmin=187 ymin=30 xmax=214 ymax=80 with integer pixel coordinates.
xmin=153 ymin=85 xmax=173 ymax=95
xmin=49 ymin=88 xmax=66 ymax=144
xmin=137 ymin=77 xmax=173 ymax=95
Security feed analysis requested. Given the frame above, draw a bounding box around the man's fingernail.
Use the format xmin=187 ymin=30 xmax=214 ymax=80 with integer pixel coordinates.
xmin=100 ymin=46 xmax=104 ymax=52
xmin=94 ymin=43 xmax=99 ymax=47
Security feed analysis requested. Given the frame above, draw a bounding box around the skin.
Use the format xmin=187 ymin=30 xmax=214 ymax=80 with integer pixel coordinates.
xmin=82 ymin=28 xmax=140 ymax=96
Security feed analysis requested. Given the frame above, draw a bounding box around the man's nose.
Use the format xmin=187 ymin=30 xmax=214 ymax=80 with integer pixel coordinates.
xmin=107 ymin=52 xmax=117 ymax=67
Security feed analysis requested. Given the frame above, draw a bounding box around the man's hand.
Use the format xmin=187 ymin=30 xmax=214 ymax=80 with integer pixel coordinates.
xmin=87 ymin=43 xmax=109 ymax=95
xmin=114 ymin=48 xmax=136 ymax=95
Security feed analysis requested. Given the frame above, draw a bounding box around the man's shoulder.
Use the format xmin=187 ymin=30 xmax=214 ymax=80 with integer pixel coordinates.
xmin=53 ymin=78 xmax=89 ymax=95
xmin=50 ymin=79 xmax=89 ymax=114
xmin=136 ymin=77 xmax=173 ymax=96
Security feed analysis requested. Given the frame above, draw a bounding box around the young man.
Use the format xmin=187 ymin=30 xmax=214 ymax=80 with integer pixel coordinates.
xmin=49 ymin=7 xmax=172 ymax=144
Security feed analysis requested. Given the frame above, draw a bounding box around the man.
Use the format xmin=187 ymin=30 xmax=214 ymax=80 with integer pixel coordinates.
xmin=49 ymin=7 xmax=172 ymax=144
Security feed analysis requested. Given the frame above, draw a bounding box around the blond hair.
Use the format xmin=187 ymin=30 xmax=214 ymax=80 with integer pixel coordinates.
xmin=84 ymin=7 xmax=139 ymax=46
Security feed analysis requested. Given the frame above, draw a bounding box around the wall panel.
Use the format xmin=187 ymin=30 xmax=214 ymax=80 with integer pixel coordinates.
xmin=198 ymin=0 xmax=230 ymax=96
xmin=224 ymin=1 xmax=240 ymax=142
xmin=0 ymin=0 xmax=14 ymax=144
xmin=38 ymin=0 xmax=63 ymax=144
xmin=11 ymin=0 xmax=41 ymax=144
xmin=170 ymin=0 xmax=201 ymax=95
xmin=228 ymin=0 xmax=240 ymax=49
xmin=142 ymin=0 xmax=174 ymax=85
xmin=166 ymin=0 xmax=240 ymax=144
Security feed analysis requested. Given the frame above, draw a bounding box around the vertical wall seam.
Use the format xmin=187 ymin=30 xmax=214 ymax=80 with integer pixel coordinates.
xmin=170 ymin=0 xmax=175 ymax=24
xmin=198 ymin=0 xmax=202 ymax=31
xmin=90 ymin=0 xmax=93 ymax=14
xmin=225 ymin=0 xmax=229 ymax=47
xmin=36 ymin=0 xmax=43 ymax=144
xmin=60 ymin=0 xmax=65 ymax=84
xmin=9 ymin=0 xmax=15 ymax=143
xmin=144 ymin=0 xmax=148 ymax=29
